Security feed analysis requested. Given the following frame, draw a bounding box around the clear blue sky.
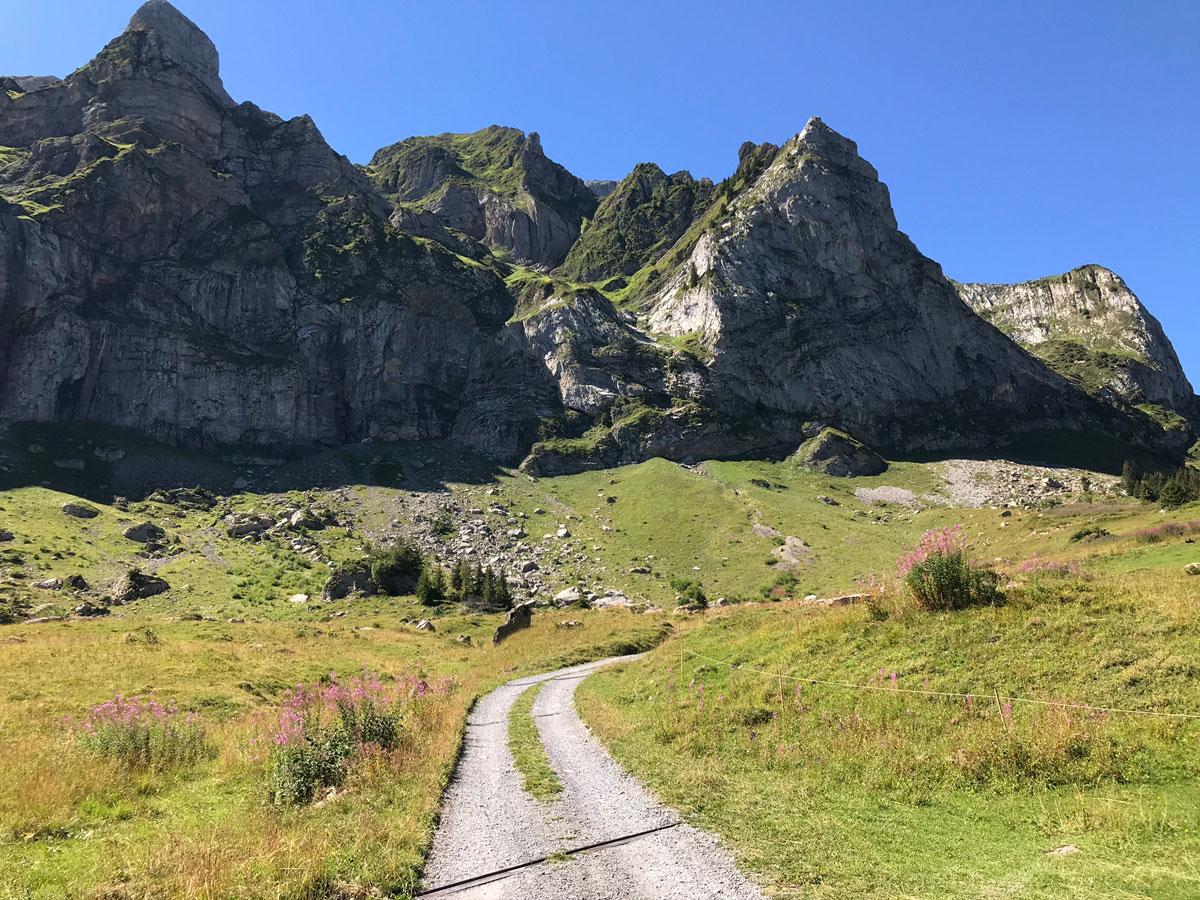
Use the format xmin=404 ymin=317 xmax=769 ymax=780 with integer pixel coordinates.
xmin=4 ymin=0 xmax=1197 ymax=386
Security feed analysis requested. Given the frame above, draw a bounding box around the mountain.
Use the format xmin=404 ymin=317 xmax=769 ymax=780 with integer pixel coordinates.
xmin=0 ymin=1 xmax=1192 ymax=475
xmin=956 ymin=266 xmax=1197 ymax=429
xmin=0 ymin=0 xmax=550 ymax=460
xmin=367 ymin=125 xmax=597 ymax=268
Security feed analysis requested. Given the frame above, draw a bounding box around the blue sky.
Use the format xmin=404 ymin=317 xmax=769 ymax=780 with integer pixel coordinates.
xmin=4 ymin=0 xmax=1198 ymax=385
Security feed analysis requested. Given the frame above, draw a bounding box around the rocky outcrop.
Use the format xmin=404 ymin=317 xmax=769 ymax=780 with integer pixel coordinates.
xmin=111 ymin=568 xmax=169 ymax=604
xmin=585 ymin=179 xmax=619 ymax=199
xmin=491 ymin=602 xmax=533 ymax=644
xmin=368 ymin=126 xmax=597 ymax=267
xmin=956 ymin=266 xmax=1197 ymax=422
xmin=794 ymin=428 xmax=887 ymax=477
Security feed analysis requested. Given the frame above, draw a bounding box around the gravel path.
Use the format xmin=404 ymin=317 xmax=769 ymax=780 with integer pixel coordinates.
xmin=420 ymin=656 xmax=765 ymax=899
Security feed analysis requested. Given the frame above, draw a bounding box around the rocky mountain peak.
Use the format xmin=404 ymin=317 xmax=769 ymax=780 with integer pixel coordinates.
xmin=124 ymin=0 xmax=224 ymax=96
xmin=787 ymin=116 xmax=877 ymax=178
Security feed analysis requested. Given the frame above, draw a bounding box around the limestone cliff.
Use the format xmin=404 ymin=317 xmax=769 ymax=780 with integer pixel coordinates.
xmin=0 ymin=1 xmax=556 ymax=460
xmin=640 ymin=119 xmax=1177 ymax=454
xmin=956 ymin=267 xmax=1196 ymax=425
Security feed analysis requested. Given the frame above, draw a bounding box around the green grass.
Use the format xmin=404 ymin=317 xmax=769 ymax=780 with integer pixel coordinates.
xmin=508 ymin=682 xmax=563 ymax=801
xmin=577 ymin=567 xmax=1200 ymax=899
xmin=0 ymin=609 xmax=668 ymax=899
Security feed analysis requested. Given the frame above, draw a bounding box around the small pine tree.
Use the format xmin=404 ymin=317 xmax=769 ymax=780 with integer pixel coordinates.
xmin=1121 ymin=460 xmax=1137 ymax=496
xmin=415 ymin=566 xmax=435 ymax=605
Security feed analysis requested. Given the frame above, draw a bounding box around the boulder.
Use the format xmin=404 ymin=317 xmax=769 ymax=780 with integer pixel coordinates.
xmin=123 ymin=521 xmax=165 ymax=543
xmin=517 ymin=560 xmax=539 ymax=574
xmin=794 ymin=429 xmax=887 ymax=478
xmin=492 ymin=603 xmax=534 ymax=644
xmin=553 ymin=586 xmax=581 ymax=606
xmin=594 ymin=590 xmax=632 ymax=609
xmin=222 ymin=513 xmax=273 ymax=537
xmin=456 ymin=634 xmax=472 ymax=644
xmin=111 ymin=569 xmax=170 ymax=605
xmin=416 ymin=619 xmax=436 ymax=632
xmin=557 ymin=620 xmax=583 ymax=628
xmin=1185 ymin=563 xmax=1200 ymax=576
xmin=54 ymin=458 xmax=85 ymax=470
xmin=62 ymin=502 xmax=99 ymax=519
xmin=0 ymin=529 xmax=13 ymax=542
xmin=288 ymin=593 xmax=309 ymax=604
xmin=74 ymin=600 xmax=109 ymax=617
xmin=33 ymin=578 xmax=63 ymax=591
xmin=64 ymin=574 xmax=89 ymax=591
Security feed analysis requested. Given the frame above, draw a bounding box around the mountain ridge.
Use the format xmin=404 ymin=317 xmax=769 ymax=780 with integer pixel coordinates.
xmin=0 ymin=0 xmax=1193 ymax=476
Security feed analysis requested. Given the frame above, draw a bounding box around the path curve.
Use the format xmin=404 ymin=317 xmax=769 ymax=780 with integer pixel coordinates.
xmin=420 ymin=656 xmax=765 ymax=899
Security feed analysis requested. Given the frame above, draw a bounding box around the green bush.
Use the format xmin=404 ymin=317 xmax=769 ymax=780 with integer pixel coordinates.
xmin=369 ymin=539 xmax=423 ymax=595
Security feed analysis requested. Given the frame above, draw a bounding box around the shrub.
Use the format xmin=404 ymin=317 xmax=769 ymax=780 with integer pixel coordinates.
xmin=670 ymin=577 xmax=708 ymax=609
xmin=897 ymin=526 xmax=1000 ymax=611
xmin=1069 ymin=524 xmax=1110 ymax=543
xmin=69 ymin=694 xmax=211 ymax=771
xmin=369 ymin=539 xmax=423 ymax=595
xmin=254 ymin=665 xmax=455 ymax=805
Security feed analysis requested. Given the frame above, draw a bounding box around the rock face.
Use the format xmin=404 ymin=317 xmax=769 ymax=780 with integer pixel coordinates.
xmin=0 ymin=2 xmax=551 ymax=463
xmin=0 ymin=5 xmax=1191 ymax=475
xmin=637 ymin=119 xmax=1191 ymax=459
xmin=956 ymin=266 xmax=1197 ymax=421
xmin=368 ymin=126 xmax=597 ymax=267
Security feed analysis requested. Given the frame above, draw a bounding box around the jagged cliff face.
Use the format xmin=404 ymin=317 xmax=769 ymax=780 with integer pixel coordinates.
xmin=640 ymin=119 xmax=1152 ymax=451
xmin=0 ymin=1 xmax=1191 ymax=473
xmin=956 ymin=267 xmax=1197 ymax=422
xmin=367 ymin=126 xmax=596 ymax=268
xmin=0 ymin=1 xmax=557 ymax=460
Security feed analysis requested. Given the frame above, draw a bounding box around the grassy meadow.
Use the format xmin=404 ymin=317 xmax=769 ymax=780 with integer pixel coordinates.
xmin=1 ymin=423 xmax=1198 ymax=899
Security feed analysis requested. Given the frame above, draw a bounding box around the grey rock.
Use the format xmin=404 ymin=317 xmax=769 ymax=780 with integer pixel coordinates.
xmin=123 ymin=521 xmax=165 ymax=543
xmin=492 ymin=602 xmax=533 ymax=644
xmin=54 ymin=458 xmax=85 ymax=470
xmin=74 ymin=600 xmax=109 ymax=617
xmin=416 ymin=619 xmax=436 ymax=632
xmin=553 ymin=586 xmax=581 ymax=606
xmin=1185 ymin=563 xmax=1200 ymax=576
xmin=62 ymin=502 xmax=99 ymax=519
xmin=795 ymin=428 xmax=887 ymax=477
xmin=0 ymin=529 xmax=13 ymax=542
xmin=111 ymin=568 xmax=169 ymax=604
xmin=33 ymin=578 xmax=63 ymax=590
xmin=957 ymin=266 xmax=1197 ymax=419
xmin=222 ymin=513 xmax=273 ymax=537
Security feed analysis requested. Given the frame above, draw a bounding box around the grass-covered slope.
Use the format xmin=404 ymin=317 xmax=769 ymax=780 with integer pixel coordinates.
xmin=0 ymin=609 xmax=668 ymax=899
xmin=558 ymin=163 xmax=716 ymax=283
xmin=579 ymin=566 xmax=1200 ymax=899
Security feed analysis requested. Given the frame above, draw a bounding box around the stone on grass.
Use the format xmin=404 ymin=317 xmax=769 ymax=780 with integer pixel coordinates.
xmin=62 ymin=502 xmax=99 ymax=519
xmin=492 ymin=603 xmax=533 ymax=644
xmin=111 ymin=569 xmax=170 ymax=605
xmin=1185 ymin=562 xmax=1200 ymax=576
xmin=123 ymin=521 xmax=165 ymax=543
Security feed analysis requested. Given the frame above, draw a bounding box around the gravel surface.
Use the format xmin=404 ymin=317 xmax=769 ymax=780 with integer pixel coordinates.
xmin=421 ymin=657 xmax=765 ymax=899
